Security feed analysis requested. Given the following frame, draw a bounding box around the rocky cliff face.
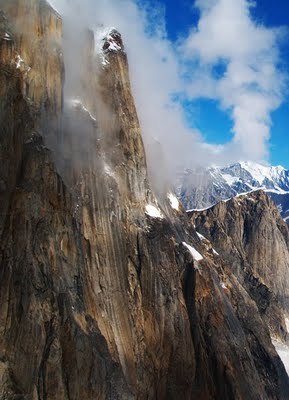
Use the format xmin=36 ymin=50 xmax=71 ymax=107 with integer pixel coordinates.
xmin=190 ymin=190 xmax=289 ymax=341
xmin=0 ymin=0 xmax=63 ymax=237
xmin=0 ymin=1 xmax=289 ymax=399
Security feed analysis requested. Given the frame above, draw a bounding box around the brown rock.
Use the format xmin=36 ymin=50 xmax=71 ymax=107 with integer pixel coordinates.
xmin=0 ymin=1 xmax=289 ymax=399
xmin=190 ymin=190 xmax=289 ymax=341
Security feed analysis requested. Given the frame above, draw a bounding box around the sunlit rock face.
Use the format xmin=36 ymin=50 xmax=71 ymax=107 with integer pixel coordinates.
xmin=0 ymin=2 xmax=195 ymax=398
xmin=0 ymin=0 xmax=63 ymax=110
xmin=0 ymin=0 xmax=63 ymax=238
xmin=0 ymin=1 xmax=289 ymax=399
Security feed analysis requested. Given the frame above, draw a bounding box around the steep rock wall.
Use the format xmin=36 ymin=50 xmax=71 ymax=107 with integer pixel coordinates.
xmin=0 ymin=1 xmax=289 ymax=399
xmin=190 ymin=190 xmax=289 ymax=341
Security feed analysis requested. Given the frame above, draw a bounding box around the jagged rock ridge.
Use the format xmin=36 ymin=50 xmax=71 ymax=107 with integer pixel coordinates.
xmin=189 ymin=190 xmax=289 ymax=374
xmin=0 ymin=1 xmax=289 ymax=399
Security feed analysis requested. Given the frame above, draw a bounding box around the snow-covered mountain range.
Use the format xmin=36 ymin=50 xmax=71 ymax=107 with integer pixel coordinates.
xmin=179 ymin=161 xmax=289 ymax=223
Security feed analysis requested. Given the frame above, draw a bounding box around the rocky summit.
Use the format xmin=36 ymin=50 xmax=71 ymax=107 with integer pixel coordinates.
xmin=0 ymin=1 xmax=289 ymax=399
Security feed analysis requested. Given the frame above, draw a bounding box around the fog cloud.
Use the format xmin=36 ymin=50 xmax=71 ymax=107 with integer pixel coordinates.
xmin=49 ymin=0 xmax=287 ymax=187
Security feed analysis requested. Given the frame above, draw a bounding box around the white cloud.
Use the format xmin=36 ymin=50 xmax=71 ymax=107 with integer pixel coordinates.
xmin=49 ymin=0 xmax=287 ymax=189
xmin=184 ymin=0 xmax=286 ymax=161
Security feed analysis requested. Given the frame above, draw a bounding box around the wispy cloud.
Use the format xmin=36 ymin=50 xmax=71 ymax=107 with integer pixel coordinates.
xmin=49 ymin=0 xmax=287 ymax=187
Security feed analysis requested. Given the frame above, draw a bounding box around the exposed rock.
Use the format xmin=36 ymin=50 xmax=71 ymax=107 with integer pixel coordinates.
xmin=0 ymin=1 xmax=289 ymax=399
xmin=190 ymin=190 xmax=289 ymax=341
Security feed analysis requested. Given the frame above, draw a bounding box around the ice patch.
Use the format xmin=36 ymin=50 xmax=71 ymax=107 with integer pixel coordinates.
xmin=168 ymin=193 xmax=179 ymax=210
xmin=145 ymin=205 xmax=163 ymax=219
xmin=213 ymin=248 xmax=219 ymax=256
xmin=221 ymin=282 xmax=227 ymax=289
xmin=182 ymin=242 xmax=203 ymax=261
xmin=285 ymin=317 xmax=289 ymax=332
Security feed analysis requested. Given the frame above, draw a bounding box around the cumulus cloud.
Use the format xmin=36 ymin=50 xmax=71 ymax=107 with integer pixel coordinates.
xmin=48 ymin=0 xmax=287 ymax=188
xmin=184 ymin=0 xmax=287 ymax=161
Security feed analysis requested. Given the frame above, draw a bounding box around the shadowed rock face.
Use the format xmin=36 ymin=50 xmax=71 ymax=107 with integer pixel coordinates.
xmin=190 ymin=190 xmax=289 ymax=341
xmin=0 ymin=1 xmax=289 ymax=399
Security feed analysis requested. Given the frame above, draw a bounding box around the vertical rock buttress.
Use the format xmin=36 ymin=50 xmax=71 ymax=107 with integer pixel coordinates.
xmin=0 ymin=2 xmax=195 ymax=399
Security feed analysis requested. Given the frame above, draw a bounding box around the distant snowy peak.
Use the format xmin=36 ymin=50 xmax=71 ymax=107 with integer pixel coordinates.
xmin=212 ymin=161 xmax=289 ymax=194
xmin=179 ymin=161 xmax=289 ymax=224
xmin=236 ymin=161 xmax=287 ymax=188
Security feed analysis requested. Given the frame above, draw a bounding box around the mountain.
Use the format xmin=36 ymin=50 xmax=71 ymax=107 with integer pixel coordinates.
xmin=180 ymin=161 xmax=289 ymax=223
xmin=1 ymin=1 xmax=289 ymax=399
xmin=189 ymin=190 xmax=289 ymax=375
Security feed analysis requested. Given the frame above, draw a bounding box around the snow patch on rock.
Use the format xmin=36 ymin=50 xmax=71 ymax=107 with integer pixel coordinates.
xmin=95 ymin=27 xmax=122 ymax=66
xmin=3 ymin=32 xmax=12 ymax=41
xmin=167 ymin=193 xmax=179 ymax=210
xmin=196 ymin=231 xmax=206 ymax=241
xmin=182 ymin=242 xmax=203 ymax=262
xmin=12 ymin=54 xmax=31 ymax=74
xmin=15 ymin=54 xmax=24 ymax=69
xmin=145 ymin=205 xmax=163 ymax=219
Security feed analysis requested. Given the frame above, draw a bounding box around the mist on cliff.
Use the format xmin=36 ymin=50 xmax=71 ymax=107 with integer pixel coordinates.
xmin=49 ymin=0 xmax=287 ymax=190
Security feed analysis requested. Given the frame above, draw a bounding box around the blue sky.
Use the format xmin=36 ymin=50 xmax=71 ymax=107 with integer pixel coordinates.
xmin=154 ymin=0 xmax=289 ymax=168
